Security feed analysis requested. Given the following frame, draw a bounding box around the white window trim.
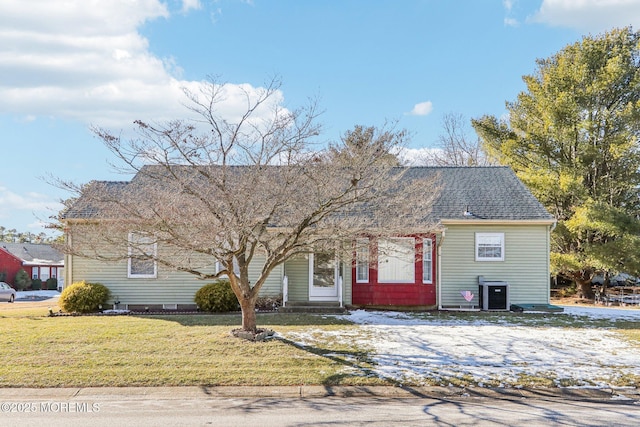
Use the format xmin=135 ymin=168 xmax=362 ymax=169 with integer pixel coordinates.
xmin=355 ymin=238 xmax=369 ymax=283
xmin=377 ymin=237 xmax=416 ymax=284
xmin=422 ymin=238 xmax=433 ymax=284
xmin=128 ymin=232 xmax=158 ymax=278
xmin=475 ymin=232 xmax=505 ymax=262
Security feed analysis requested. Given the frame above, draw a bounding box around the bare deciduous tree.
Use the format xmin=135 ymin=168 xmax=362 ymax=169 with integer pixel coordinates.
xmin=58 ymin=77 xmax=439 ymax=335
xmin=422 ymin=113 xmax=494 ymax=166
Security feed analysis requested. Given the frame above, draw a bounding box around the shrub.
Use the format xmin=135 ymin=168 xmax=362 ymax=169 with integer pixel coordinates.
xmin=194 ymin=280 xmax=239 ymax=312
xmin=14 ymin=269 xmax=30 ymax=291
xmin=31 ymin=278 xmax=42 ymax=290
xmin=59 ymin=281 xmax=111 ymax=313
xmin=256 ymin=295 xmax=282 ymax=311
xmin=46 ymin=277 xmax=58 ymax=290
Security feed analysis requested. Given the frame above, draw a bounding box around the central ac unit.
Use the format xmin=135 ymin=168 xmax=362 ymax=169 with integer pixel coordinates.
xmin=478 ymin=280 xmax=509 ymax=311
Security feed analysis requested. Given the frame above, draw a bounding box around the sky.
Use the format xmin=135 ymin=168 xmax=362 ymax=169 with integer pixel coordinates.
xmin=1 ymin=0 xmax=640 ymax=236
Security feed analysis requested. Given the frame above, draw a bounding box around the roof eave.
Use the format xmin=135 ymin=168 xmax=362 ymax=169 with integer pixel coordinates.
xmin=440 ymin=218 xmax=556 ymax=226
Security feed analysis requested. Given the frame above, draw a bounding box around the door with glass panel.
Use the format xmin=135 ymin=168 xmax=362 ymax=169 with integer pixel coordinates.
xmin=309 ymin=252 xmax=339 ymax=301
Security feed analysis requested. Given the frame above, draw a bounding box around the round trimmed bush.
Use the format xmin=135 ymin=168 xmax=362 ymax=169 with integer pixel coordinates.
xmin=59 ymin=281 xmax=111 ymax=313
xmin=194 ymin=280 xmax=239 ymax=312
xmin=46 ymin=277 xmax=58 ymax=290
xmin=31 ymin=278 xmax=42 ymax=290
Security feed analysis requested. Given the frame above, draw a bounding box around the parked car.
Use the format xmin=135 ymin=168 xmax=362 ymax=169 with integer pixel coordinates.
xmin=0 ymin=282 xmax=16 ymax=303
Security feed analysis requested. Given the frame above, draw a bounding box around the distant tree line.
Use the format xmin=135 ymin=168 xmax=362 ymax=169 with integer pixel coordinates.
xmin=0 ymin=226 xmax=58 ymax=244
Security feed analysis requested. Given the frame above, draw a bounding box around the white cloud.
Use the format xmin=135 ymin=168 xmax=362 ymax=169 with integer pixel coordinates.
xmin=503 ymin=0 xmax=519 ymax=26
xmin=503 ymin=0 xmax=514 ymax=12
xmin=0 ymin=186 xmax=53 ymax=211
xmin=530 ymin=0 xmax=640 ymax=32
xmin=394 ymin=147 xmax=441 ymax=166
xmin=406 ymin=101 xmax=433 ymax=116
xmin=504 ymin=17 xmax=519 ymax=27
xmin=0 ymin=0 xmax=281 ymax=130
xmin=181 ymin=0 xmax=202 ymax=14
xmin=0 ymin=185 xmax=62 ymax=231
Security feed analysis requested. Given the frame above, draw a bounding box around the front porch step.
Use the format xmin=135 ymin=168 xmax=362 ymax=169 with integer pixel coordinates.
xmin=278 ymin=301 xmax=347 ymax=314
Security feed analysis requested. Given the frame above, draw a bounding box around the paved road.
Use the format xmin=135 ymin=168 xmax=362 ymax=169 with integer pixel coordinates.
xmin=1 ymin=387 xmax=639 ymax=426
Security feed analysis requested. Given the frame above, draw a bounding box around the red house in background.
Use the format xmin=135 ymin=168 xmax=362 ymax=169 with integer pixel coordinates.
xmin=0 ymin=243 xmax=64 ymax=288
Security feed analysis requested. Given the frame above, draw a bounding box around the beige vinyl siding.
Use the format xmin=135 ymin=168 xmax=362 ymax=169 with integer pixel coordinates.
xmin=341 ymin=258 xmax=352 ymax=305
xmin=282 ymin=254 xmax=352 ymax=304
xmin=439 ymin=224 xmax=551 ymax=307
xmin=247 ymin=254 xmax=283 ymax=297
xmin=70 ymin=255 xmax=282 ymax=305
xmin=71 ymin=256 xmax=208 ymax=305
xmin=284 ymin=255 xmax=309 ymax=302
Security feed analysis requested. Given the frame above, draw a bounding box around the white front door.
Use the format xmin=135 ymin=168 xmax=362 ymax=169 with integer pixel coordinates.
xmin=309 ymin=252 xmax=339 ymax=301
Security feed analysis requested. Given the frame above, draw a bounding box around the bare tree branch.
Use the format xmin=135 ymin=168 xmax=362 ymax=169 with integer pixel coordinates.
xmin=57 ymin=78 xmax=440 ymax=333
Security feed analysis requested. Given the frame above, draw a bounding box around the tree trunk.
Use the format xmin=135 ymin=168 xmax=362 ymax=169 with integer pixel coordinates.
xmin=239 ymin=297 xmax=258 ymax=333
xmin=576 ymin=278 xmax=595 ymax=299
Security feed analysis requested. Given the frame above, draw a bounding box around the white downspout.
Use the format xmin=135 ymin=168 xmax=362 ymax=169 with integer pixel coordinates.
xmin=337 ymin=256 xmax=343 ymax=307
xmin=282 ymin=275 xmax=288 ymax=307
xmin=547 ymin=221 xmax=557 ymax=304
xmin=437 ymin=228 xmax=446 ymax=310
xmin=66 ymin=232 xmax=72 ymax=290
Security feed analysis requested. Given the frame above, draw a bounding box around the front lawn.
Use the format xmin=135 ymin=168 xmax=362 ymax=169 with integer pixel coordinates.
xmin=2 ymin=303 xmax=639 ymax=389
xmin=0 ymin=305 xmax=381 ymax=388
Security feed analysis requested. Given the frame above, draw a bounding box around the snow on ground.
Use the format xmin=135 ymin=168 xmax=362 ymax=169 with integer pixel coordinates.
xmin=15 ymin=290 xmax=60 ymax=300
xmin=562 ymin=305 xmax=640 ymax=321
xmin=283 ymin=306 xmax=640 ymax=389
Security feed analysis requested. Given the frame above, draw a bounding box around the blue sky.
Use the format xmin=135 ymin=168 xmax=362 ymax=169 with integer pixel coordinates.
xmin=1 ymin=0 xmax=640 ymax=235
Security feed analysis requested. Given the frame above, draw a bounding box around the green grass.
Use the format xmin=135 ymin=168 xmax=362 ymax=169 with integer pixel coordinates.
xmin=0 ymin=305 xmax=386 ymax=388
xmin=2 ymin=304 xmax=640 ymax=388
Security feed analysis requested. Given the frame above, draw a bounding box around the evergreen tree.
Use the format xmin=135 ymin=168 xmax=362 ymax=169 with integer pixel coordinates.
xmin=473 ymin=27 xmax=640 ymax=297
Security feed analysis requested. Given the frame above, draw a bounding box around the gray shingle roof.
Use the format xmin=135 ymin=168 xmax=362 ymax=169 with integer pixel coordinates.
xmin=1 ymin=243 xmax=64 ymax=265
xmin=61 ymin=181 xmax=129 ymax=219
xmin=407 ymin=166 xmax=554 ymax=222
xmin=62 ymin=166 xmax=553 ymax=223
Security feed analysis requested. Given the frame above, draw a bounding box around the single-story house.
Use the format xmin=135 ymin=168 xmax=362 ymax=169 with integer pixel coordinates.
xmin=61 ymin=166 xmax=555 ymax=311
xmin=0 ymin=243 xmax=64 ymax=288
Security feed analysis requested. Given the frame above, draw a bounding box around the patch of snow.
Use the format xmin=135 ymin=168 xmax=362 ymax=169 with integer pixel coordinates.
xmin=283 ymin=306 xmax=640 ymax=389
xmin=15 ymin=290 xmax=60 ymax=300
xmin=611 ymin=394 xmax=635 ymax=401
xmin=561 ymin=305 xmax=640 ymax=320
xmin=29 ymin=258 xmax=61 ymax=264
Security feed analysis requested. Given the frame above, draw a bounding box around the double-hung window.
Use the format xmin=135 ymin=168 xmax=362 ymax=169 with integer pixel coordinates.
xmin=475 ymin=233 xmax=505 ymax=261
xmin=355 ymin=238 xmax=369 ymax=283
xmin=422 ymin=238 xmax=433 ymax=283
xmin=128 ymin=232 xmax=157 ymax=278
